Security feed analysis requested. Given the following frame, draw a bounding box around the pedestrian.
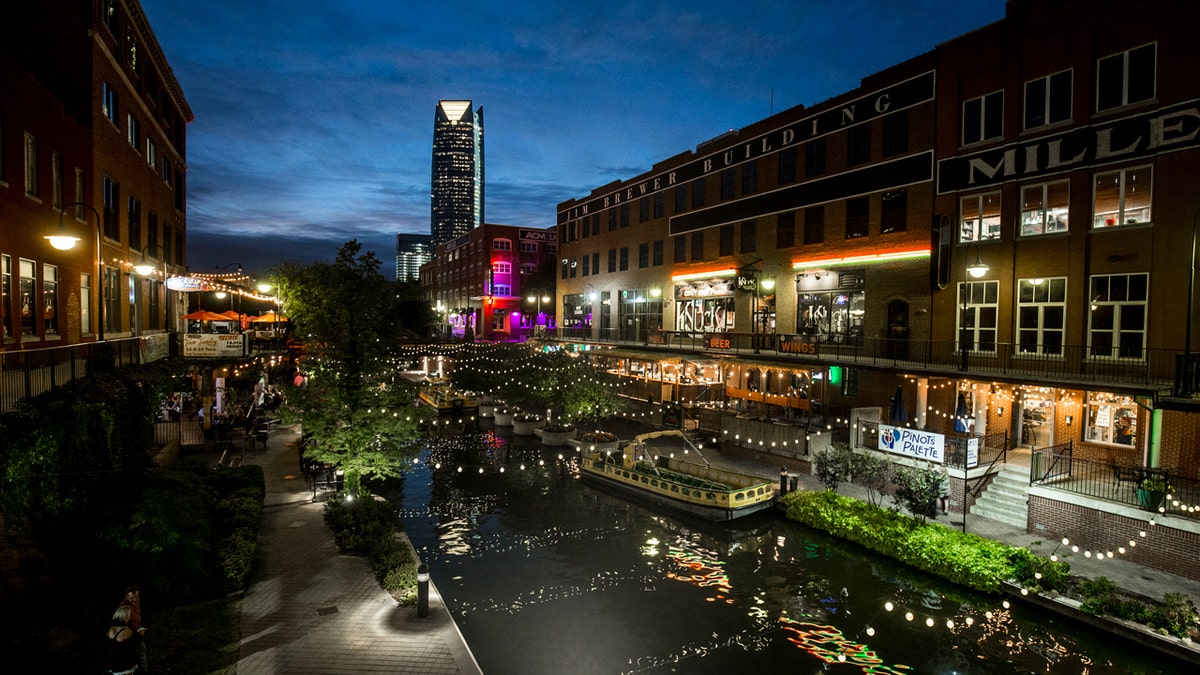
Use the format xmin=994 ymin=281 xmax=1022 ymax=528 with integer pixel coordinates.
xmin=118 ymin=586 xmax=149 ymax=672
xmin=106 ymin=605 xmax=140 ymax=675
xmin=936 ymin=468 xmax=951 ymax=515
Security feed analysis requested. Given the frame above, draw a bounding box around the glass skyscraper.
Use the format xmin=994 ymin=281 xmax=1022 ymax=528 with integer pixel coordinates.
xmin=431 ymin=100 xmax=484 ymax=247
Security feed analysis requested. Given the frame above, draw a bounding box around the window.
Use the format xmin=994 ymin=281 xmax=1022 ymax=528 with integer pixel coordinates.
xmin=691 ymin=231 xmax=704 ymax=260
xmin=579 ymin=252 xmax=588 ymax=276
xmin=75 ymin=169 xmax=85 ymax=217
xmin=674 ymin=236 xmax=686 ymax=263
xmin=1017 ymin=277 xmax=1066 ymax=355
xmin=81 ymin=272 xmax=92 ymax=335
xmin=51 ymin=153 xmax=63 ymax=209
xmin=1024 ymin=70 xmax=1072 ymax=129
xmin=653 ymin=192 xmax=664 ymax=218
xmin=675 ymin=185 xmax=687 ymax=214
xmin=591 ymin=252 xmax=599 ymax=275
xmin=882 ymin=110 xmax=908 ymax=157
xmin=1097 ymin=43 xmax=1155 ymax=112
xmin=778 ymin=146 xmax=797 ymax=185
xmin=639 ymin=196 xmax=649 ymax=223
xmin=804 ymin=206 xmax=825 ymax=245
xmin=103 ymin=82 xmax=119 ymax=125
xmin=638 ymin=242 xmax=649 ymax=268
xmin=127 ymin=114 xmax=140 ymax=150
xmin=1093 ymin=166 xmax=1151 ymax=227
xmin=957 ymin=279 xmax=999 ymax=354
xmin=102 ymin=177 xmax=120 ymax=240
xmin=492 ymin=261 xmax=511 ymax=274
xmin=1088 ymin=273 xmax=1148 ymax=359
xmin=619 ymin=247 xmax=629 ymax=271
xmin=881 ymin=190 xmax=907 ymax=234
xmin=147 ymin=279 xmax=160 ymax=330
xmin=720 ymin=168 xmax=735 ymax=200
xmin=19 ymin=259 xmax=35 ymax=336
xmin=691 ymin=177 xmax=706 ymax=208
xmin=742 ymin=160 xmax=758 ymax=195
xmin=1084 ymin=393 xmax=1138 ymax=446
xmin=161 ymin=160 xmax=172 ymax=186
xmin=608 ymin=249 xmax=616 ymax=273
xmin=591 ymin=212 xmax=600 ymax=236
xmin=962 ymin=91 xmax=1003 ymax=145
xmin=608 ymin=208 xmax=617 ymax=231
xmin=492 ymin=238 xmax=512 ymax=250
xmin=102 ymin=0 xmax=117 ymax=33
xmin=740 ymin=220 xmax=757 ymax=253
xmin=960 ymin=192 xmax=1001 ymax=242
xmin=127 ymin=196 xmax=141 ymax=249
xmin=0 ymin=114 xmax=6 ymax=184
xmin=42 ymin=264 xmax=58 ymax=335
xmin=520 ymin=241 xmax=537 ymax=253
xmin=776 ymin=212 xmax=795 ymax=249
xmin=719 ymin=225 xmax=734 ymax=256
xmin=24 ymin=133 xmax=38 ymax=197
xmin=805 ymin=138 xmax=826 ymax=177
xmin=1021 ymin=181 xmax=1069 ymax=236
xmin=846 ymin=124 xmax=871 ymax=167
xmin=845 ymin=197 xmax=869 ymax=239
xmin=146 ymin=138 xmax=156 ymax=168
xmin=491 ymin=284 xmax=511 ymax=297
xmin=1 ymin=255 xmax=11 ymax=339
xmin=619 ymin=203 xmax=629 ymax=228
xmin=653 ymin=239 xmax=664 ymax=266
xmin=560 ymin=258 xmax=569 ymax=280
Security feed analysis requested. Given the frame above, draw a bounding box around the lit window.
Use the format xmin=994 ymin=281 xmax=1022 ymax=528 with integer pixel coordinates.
xmin=1084 ymin=393 xmax=1138 ymax=447
xmin=1016 ymin=277 xmax=1066 ymax=356
xmin=1020 ymin=181 xmax=1069 ymax=236
xmin=957 ymin=279 xmax=998 ymax=354
xmin=1088 ymin=273 xmax=1148 ymax=360
xmin=1092 ymin=167 xmax=1151 ymax=227
xmin=960 ymin=192 xmax=1001 ymax=242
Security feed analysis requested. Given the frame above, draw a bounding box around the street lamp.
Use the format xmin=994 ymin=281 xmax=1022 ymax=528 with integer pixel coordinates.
xmin=45 ymin=201 xmax=104 ymax=341
xmin=526 ymin=292 xmax=551 ymax=336
xmin=960 ymin=243 xmax=990 ymax=370
xmin=133 ymin=244 xmax=170 ymax=332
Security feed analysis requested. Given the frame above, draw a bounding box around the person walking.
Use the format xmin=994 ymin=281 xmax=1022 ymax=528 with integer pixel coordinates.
xmin=118 ymin=586 xmax=148 ymax=672
xmin=106 ymin=605 xmax=140 ymax=675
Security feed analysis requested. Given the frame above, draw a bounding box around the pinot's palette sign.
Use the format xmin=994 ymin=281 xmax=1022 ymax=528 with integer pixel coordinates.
xmin=878 ymin=424 xmax=945 ymax=463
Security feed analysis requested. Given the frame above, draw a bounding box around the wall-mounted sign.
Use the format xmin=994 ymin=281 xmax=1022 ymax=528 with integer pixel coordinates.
xmin=879 ymin=424 xmax=945 ymax=463
xmin=183 ymin=333 xmax=247 ymax=357
xmin=166 ymin=277 xmax=210 ymax=292
xmin=707 ymin=334 xmax=733 ymax=350
xmin=779 ymin=336 xmax=819 ymax=355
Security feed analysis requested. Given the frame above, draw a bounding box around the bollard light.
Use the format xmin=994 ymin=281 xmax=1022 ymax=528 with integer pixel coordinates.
xmin=417 ymin=563 xmax=431 ymax=618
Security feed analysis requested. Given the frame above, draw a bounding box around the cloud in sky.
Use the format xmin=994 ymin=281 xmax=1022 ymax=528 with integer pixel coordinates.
xmin=140 ymin=0 xmax=1005 ymax=278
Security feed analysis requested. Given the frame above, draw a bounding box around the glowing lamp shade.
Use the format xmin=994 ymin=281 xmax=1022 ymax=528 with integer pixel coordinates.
xmin=966 ymin=260 xmax=990 ymax=278
xmin=44 ymin=220 xmax=81 ymax=251
xmin=761 ymin=278 xmax=776 ymax=291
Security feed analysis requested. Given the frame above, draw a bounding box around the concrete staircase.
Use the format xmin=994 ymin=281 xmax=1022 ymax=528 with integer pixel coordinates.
xmin=969 ymin=462 xmax=1031 ymax=529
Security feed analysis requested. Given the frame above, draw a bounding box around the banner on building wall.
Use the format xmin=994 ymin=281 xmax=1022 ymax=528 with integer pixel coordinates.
xmin=879 ymin=424 xmax=945 ymax=463
xmin=183 ymin=333 xmax=247 ymax=357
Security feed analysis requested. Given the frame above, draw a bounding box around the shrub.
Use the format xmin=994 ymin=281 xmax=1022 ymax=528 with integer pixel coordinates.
xmin=892 ymin=463 xmax=941 ymax=521
xmin=218 ymin=530 xmax=259 ymax=591
xmin=324 ymin=495 xmax=402 ymax=553
xmin=813 ymin=443 xmax=854 ymax=492
xmin=1148 ymin=593 xmax=1200 ymax=638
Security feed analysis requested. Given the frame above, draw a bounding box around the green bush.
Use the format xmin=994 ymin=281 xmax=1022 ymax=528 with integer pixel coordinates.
xmin=323 ymin=494 xmax=419 ymax=602
xmin=218 ymin=530 xmax=259 ymax=591
xmin=1148 ymin=593 xmax=1200 ymax=638
xmin=386 ymin=563 xmax=420 ymax=604
xmin=782 ymin=490 xmax=1068 ymax=594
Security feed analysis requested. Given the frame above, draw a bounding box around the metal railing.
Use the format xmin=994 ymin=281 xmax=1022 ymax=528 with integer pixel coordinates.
xmin=553 ymin=330 xmax=1183 ymax=388
xmin=1030 ymin=449 xmax=1200 ymax=521
xmin=1 ymin=338 xmax=145 ymax=412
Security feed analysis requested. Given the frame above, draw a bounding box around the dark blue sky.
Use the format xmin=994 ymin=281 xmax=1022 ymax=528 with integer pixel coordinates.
xmin=141 ymin=0 xmax=1005 ymax=279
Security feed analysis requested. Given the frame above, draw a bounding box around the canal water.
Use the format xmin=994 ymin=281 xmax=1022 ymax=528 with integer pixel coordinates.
xmin=381 ymin=426 xmax=1180 ymax=674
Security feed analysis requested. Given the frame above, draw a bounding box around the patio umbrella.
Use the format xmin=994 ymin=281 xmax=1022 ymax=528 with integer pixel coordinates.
xmin=220 ymin=310 xmax=241 ymax=320
xmin=888 ymin=385 xmax=909 ymax=424
xmin=251 ymin=311 xmax=289 ymax=323
xmin=953 ymin=392 xmax=970 ymax=433
xmin=180 ymin=310 xmax=230 ymax=322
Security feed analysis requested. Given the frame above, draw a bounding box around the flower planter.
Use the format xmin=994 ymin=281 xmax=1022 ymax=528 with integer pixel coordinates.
xmin=512 ymin=414 xmax=542 ymax=436
xmin=579 ymin=432 xmax=620 ymax=452
xmin=536 ymin=426 xmax=576 ymax=447
xmin=478 ymin=398 xmax=500 ymax=418
xmin=494 ymin=407 xmax=520 ymax=427
xmin=1137 ymin=487 xmax=1165 ymax=511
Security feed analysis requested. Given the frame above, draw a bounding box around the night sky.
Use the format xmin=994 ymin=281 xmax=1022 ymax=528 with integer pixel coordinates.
xmin=140 ymin=0 xmax=1005 ymax=278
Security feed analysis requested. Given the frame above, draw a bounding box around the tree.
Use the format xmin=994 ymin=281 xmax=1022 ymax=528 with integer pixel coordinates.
xmin=272 ymin=241 xmax=427 ymax=493
xmin=892 ymin=463 xmax=942 ymax=522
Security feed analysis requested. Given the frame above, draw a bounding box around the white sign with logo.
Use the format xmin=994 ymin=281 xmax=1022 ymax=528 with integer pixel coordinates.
xmin=878 ymin=424 xmax=945 ymax=463
xmin=966 ymin=437 xmax=980 ymax=469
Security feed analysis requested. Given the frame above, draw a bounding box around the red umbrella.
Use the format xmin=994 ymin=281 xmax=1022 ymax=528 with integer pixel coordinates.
xmin=180 ymin=310 xmax=230 ymax=321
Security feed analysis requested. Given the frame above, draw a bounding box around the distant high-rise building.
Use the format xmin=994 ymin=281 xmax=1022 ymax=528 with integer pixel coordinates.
xmin=395 ymin=233 xmax=432 ymax=282
xmin=431 ymin=100 xmax=484 ymax=247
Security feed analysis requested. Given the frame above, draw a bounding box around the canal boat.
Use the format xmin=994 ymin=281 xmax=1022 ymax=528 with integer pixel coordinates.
xmin=579 ymin=430 xmax=776 ymax=521
xmin=418 ymin=380 xmax=479 ymax=415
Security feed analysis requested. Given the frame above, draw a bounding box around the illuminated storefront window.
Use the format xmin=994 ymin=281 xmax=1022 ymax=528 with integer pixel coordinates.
xmin=673 ymin=280 xmax=734 ymax=335
xmin=1084 ymin=392 xmax=1138 ymax=447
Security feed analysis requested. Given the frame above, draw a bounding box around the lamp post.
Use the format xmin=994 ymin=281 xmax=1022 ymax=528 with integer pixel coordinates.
xmin=959 ymin=243 xmax=990 ymax=371
xmin=45 ymin=201 xmax=104 ymax=341
xmin=526 ymin=292 xmax=550 ymax=337
xmin=583 ymin=284 xmax=597 ymax=339
xmin=133 ymin=243 xmax=170 ymax=333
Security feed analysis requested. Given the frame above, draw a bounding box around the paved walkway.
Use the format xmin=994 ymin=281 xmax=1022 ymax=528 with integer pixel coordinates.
xmin=232 ymin=425 xmax=481 ymax=675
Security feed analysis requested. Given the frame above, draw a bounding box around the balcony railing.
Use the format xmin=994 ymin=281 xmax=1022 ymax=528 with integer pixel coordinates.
xmin=554 ymin=329 xmax=1181 ymax=388
xmin=1 ymin=338 xmax=145 ymax=412
xmin=1031 ymin=448 xmax=1199 ymax=522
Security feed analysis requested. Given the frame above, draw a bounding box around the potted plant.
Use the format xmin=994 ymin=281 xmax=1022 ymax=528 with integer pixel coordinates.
xmin=536 ymin=422 xmax=576 ymax=447
xmin=478 ymin=396 xmax=501 ymax=419
xmin=494 ymin=406 xmax=521 ymax=427
xmin=1137 ymin=476 xmax=1169 ymax=510
xmin=579 ymin=430 xmax=620 ymax=452
xmin=512 ymin=412 xmax=543 ymax=436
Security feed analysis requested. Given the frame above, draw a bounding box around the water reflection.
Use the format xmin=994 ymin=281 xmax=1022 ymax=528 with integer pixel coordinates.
xmin=379 ymin=429 xmax=1177 ymax=674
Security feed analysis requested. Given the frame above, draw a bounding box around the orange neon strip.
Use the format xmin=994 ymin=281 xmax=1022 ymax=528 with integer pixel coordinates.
xmin=792 ymin=247 xmax=930 ymax=269
xmin=671 ymin=268 xmax=737 ymax=281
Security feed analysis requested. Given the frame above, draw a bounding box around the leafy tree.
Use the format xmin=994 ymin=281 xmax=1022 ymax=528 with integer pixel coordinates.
xmin=272 ymin=241 xmax=428 ymax=493
xmin=813 ymin=442 xmax=855 ymax=492
xmin=851 ymin=452 xmax=893 ymax=506
xmin=892 ymin=463 xmax=942 ymax=522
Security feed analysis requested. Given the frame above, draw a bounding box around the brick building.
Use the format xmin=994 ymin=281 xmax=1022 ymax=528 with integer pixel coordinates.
xmin=555 ymin=0 xmax=1200 ymax=580
xmin=1 ymin=0 xmax=191 ymax=350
